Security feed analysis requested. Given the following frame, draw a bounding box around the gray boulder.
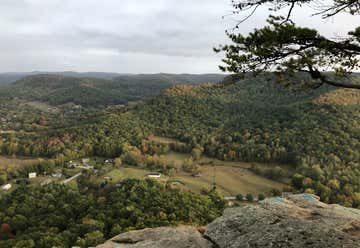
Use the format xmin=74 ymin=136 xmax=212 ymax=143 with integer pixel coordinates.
xmin=96 ymin=226 xmax=212 ymax=248
xmin=205 ymin=194 xmax=360 ymax=248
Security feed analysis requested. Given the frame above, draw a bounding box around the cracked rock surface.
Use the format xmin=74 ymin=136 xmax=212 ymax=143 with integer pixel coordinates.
xmin=96 ymin=226 xmax=212 ymax=248
xmin=97 ymin=194 xmax=360 ymax=248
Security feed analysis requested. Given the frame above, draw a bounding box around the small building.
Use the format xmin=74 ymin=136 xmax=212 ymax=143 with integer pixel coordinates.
xmin=51 ymin=173 xmax=63 ymax=178
xmin=103 ymin=176 xmax=112 ymax=181
xmin=104 ymin=159 xmax=114 ymax=164
xmin=28 ymin=172 xmax=37 ymax=179
xmin=82 ymin=158 xmax=90 ymax=164
xmin=147 ymin=172 xmax=161 ymax=178
xmin=1 ymin=184 xmax=12 ymax=191
xmin=191 ymin=172 xmax=202 ymax=177
xmin=66 ymin=163 xmax=76 ymax=169
xmin=224 ymin=196 xmax=237 ymax=207
xmin=224 ymin=196 xmax=237 ymax=201
xmin=73 ymin=104 xmax=82 ymax=109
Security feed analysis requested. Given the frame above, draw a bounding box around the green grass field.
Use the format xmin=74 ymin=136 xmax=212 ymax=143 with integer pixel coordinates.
xmin=172 ymin=165 xmax=285 ymax=196
xmin=148 ymin=135 xmax=181 ymax=144
xmin=102 ymin=167 xmax=153 ymax=182
xmin=23 ymin=101 xmax=59 ymax=113
xmin=95 ymin=136 xmax=290 ymax=196
xmin=0 ymin=156 xmax=42 ymax=172
xmin=103 ymin=163 xmax=285 ymax=197
xmin=161 ymin=152 xmax=191 ymax=168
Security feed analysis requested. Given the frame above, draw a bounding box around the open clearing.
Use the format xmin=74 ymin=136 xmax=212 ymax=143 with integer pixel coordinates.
xmin=23 ymin=101 xmax=59 ymax=113
xmin=146 ymin=136 xmax=290 ymax=195
xmin=103 ymin=164 xmax=285 ymax=197
xmin=0 ymin=156 xmax=41 ymax=171
xmin=172 ymin=165 xmax=285 ymax=196
xmin=148 ymin=135 xmax=183 ymax=144
xmin=161 ymin=152 xmax=191 ymax=168
xmin=103 ymin=167 xmax=152 ymax=182
xmin=74 ymin=136 xmax=289 ymax=196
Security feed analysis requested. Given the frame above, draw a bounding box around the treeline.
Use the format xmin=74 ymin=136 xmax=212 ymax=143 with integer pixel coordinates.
xmin=0 ymin=159 xmax=56 ymax=185
xmin=0 ymin=112 xmax=148 ymax=160
xmin=114 ymin=141 xmax=201 ymax=175
xmin=0 ymin=179 xmax=224 ymax=248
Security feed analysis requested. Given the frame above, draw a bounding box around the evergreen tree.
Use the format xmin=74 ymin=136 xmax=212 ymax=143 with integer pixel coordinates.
xmin=216 ymin=0 xmax=360 ymax=89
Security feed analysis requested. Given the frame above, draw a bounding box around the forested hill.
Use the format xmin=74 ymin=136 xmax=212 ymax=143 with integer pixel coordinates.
xmin=0 ymin=73 xmax=226 ymax=107
xmin=139 ymin=76 xmax=360 ymax=142
xmin=0 ymin=75 xmax=128 ymax=107
xmin=0 ymin=72 xmax=124 ymax=85
xmin=113 ymin=73 xmax=226 ymax=85
xmin=0 ymin=72 xmax=226 ymax=85
xmin=136 ymin=78 xmax=360 ymax=205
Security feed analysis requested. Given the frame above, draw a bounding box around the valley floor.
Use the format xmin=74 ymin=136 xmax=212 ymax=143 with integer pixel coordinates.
xmin=0 ymin=147 xmax=288 ymax=198
xmin=99 ymin=162 xmax=286 ymax=196
xmin=93 ymin=136 xmax=289 ymax=197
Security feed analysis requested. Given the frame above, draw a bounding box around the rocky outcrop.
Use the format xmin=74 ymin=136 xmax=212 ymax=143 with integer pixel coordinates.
xmin=98 ymin=194 xmax=360 ymax=248
xmin=206 ymin=194 xmax=360 ymax=247
xmin=96 ymin=226 xmax=212 ymax=248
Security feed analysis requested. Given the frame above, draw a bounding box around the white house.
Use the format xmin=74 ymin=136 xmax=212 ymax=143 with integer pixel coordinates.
xmin=1 ymin=184 xmax=12 ymax=191
xmin=147 ymin=173 xmax=161 ymax=178
xmin=28 ymin=172 xmax=37 ymax=179
xmin=224 ymin=196 xmax=237 ymax=201
xmin=51 ymin=173 xmax=63 ymax=178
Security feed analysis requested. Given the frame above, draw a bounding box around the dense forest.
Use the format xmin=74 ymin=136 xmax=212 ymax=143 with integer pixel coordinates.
xmin=0 ymin=112 xmax=148 ymax=160
xmin=0 ymin=179 xmax=224 ymax=247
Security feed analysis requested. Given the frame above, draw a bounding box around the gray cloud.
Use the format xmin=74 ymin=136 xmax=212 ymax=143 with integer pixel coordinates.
xmin=0 ymin=0 xmax=359 ymax=73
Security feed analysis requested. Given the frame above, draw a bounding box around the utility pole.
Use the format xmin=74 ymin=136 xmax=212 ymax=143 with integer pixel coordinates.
xmin=212 ymin=164 xmax=216 ymax=190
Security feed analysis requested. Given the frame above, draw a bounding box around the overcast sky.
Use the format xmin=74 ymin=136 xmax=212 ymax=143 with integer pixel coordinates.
xmin=1 ymin=0 xmax=359 ymax=73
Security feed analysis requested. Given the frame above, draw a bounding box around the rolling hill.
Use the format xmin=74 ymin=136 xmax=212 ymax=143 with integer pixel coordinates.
xmin=135 ymin=77 xmax=360 ymax=205
xmin=0 ymin=73 xmax=226 ymax=107
xmin=0 ymin=74 xmax=133 ymax=107
xmin=0 ymin=71 xmax=125 ymax=85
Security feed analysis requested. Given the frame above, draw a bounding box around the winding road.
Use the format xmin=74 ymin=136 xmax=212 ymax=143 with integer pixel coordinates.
xmin=62 ymin=172 xmax=82 ymax=184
